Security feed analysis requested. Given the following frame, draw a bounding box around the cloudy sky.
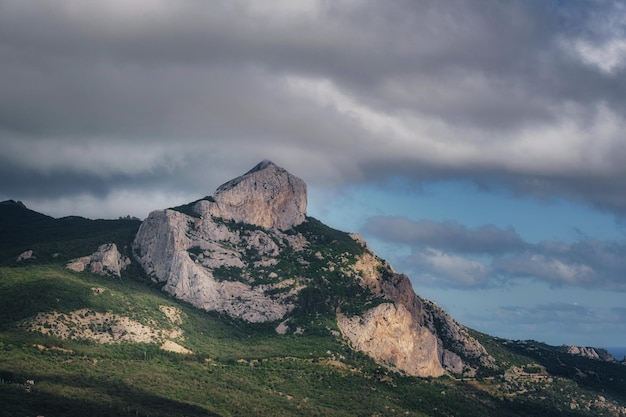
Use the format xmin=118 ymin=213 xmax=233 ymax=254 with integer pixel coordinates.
xmin=2 ymin=0 xmax=626 ymax=351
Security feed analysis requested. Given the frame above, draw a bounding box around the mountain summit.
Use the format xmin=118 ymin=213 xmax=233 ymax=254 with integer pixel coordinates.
xmin=132 ymin=161 xmax=493 ymax=377
xmin=210 ymin=159 xmax=307 ymax=231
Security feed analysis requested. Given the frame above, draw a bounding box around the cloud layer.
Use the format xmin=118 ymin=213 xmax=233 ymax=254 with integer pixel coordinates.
xmin=363 ymin=215 xmax=626 ymax=291
xmin=3 ymin=0 xmax=626 ymax=218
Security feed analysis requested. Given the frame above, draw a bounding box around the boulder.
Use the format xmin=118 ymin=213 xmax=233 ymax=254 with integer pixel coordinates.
xmin=16 ymin=250 xmax=35 ymax=261
xmin=66 ymin=243 xmax=130 ymax=277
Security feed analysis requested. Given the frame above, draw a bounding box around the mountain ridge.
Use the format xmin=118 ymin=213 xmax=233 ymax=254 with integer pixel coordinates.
xmin=3 ymin=196 xmax=620 ymax=366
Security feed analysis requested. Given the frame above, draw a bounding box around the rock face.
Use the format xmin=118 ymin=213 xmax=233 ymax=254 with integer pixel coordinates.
xmin=208 ymin=160 xmax=307 ymax=230
xmin=66 ymin=243 xmax=130 ymax=277
xmin=133 ymin=208 xmax=302 ymax=322
xmin=338 ymin=303 xmax=443 ymax=377
xmin=568 ymin=346 xmax=617 ymax=362
xmin=340 ymin=250 xmax=493 ymax=377
xmin=132 ymin=160 xmax=493 ymax=377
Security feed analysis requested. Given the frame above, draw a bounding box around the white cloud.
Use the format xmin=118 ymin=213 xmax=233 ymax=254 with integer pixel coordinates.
xmin=285 ymin=76 xmax=417 ymax=147
xmin=572 ymin=37 xmax=626 ymax=74
xmin=495 ymin=253 xmax=595 ymax=286
xmin=363 ymin=216 xmax=525 ymax=254
xmin=409 ymin=248 xmax=490 ymax=288
xmin=286 ymin=74 xmax=626 ymax=187
xmin=2 ymin=139 xmax=188 ymax=177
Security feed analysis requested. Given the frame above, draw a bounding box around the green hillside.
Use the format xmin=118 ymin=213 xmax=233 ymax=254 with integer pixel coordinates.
xmin=0 ymin=265 xmax=471 ymax=417
xmin=0 ymin=200 xmax=141 ymax=266
xmin=1 ymin=203 xmax=626 ymax=416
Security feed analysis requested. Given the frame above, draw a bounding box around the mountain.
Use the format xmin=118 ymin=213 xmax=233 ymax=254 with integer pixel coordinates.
xmin=132 ymin=160 xmax=491 ymax=377
xmin=1 ymin=161 xmax=626 ymax=417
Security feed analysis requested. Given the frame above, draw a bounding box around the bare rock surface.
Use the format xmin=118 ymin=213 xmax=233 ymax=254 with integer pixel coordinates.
xmin=66 ymin=243 xmax=130 ymax=277
xmin=337 ymin=303 xmax=443 ymax=377
xmin=568 ymin=345 xmax=617 ymax=362
xmin=133 ymin=206 xmax=299 ymax=322
xmin=344 ymin=250 xmax=494 ymax=376
xmin=204 ymin=160 xmax=307 ymax=231
xmin=16 ymin=250 xmax=35 ymax=261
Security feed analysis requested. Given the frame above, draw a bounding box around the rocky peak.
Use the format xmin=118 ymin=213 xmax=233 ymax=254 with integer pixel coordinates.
xmin=244 ymin=159 xmax=276 ymax=175
xmin=203 ymin=160 xmax=307 ymax=231
xmin=132 ymin=160 xmax=493 ymax=377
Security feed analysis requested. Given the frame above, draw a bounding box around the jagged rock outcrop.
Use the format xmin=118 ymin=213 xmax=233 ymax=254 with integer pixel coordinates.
xmin=20 ymin=305 xmax=191 ymax=353
xmin=568 ymin=345 xmax=617 ymax=362
xmin=422 ymin=297 xmax=495 ymax=375
xmin=203 ymin=160 xmax=307 ymax=231
xmin=66 ymin=243 xmax=130 ymax=277
xmin=16 ymin=250 xmax=35 ymax=261
xmin=132 ymin=160 xmax=493 ymax=377
xmin=342 ymin=250 xmax=493 ymax=376
xmin=132 ymin=177 xmax=307 ymax=322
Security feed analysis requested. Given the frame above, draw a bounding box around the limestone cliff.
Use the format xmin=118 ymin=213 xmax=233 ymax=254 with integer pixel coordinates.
xmin=207 ymin=160 xmax=307 ymax=231
xmin=132 ymin=208 xmax=304 ymax=322
xmin=341 ymin=248 xmax=493 ymax=376
xmin=132 ymin=160 xmax=493 ymax=377
xmin=338 ymin=303 xmax=443 ymax=377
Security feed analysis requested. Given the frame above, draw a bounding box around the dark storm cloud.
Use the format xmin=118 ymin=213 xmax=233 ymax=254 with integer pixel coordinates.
xmin=3 ymin=0 xmax=626 ymax=217
xmin=363 ymin=216 xmax=626 ymax=290
xmin=362 ymin=216 xmax=526 ymax=254
xmin=494 ymin=238 xmax=626 ymax=290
